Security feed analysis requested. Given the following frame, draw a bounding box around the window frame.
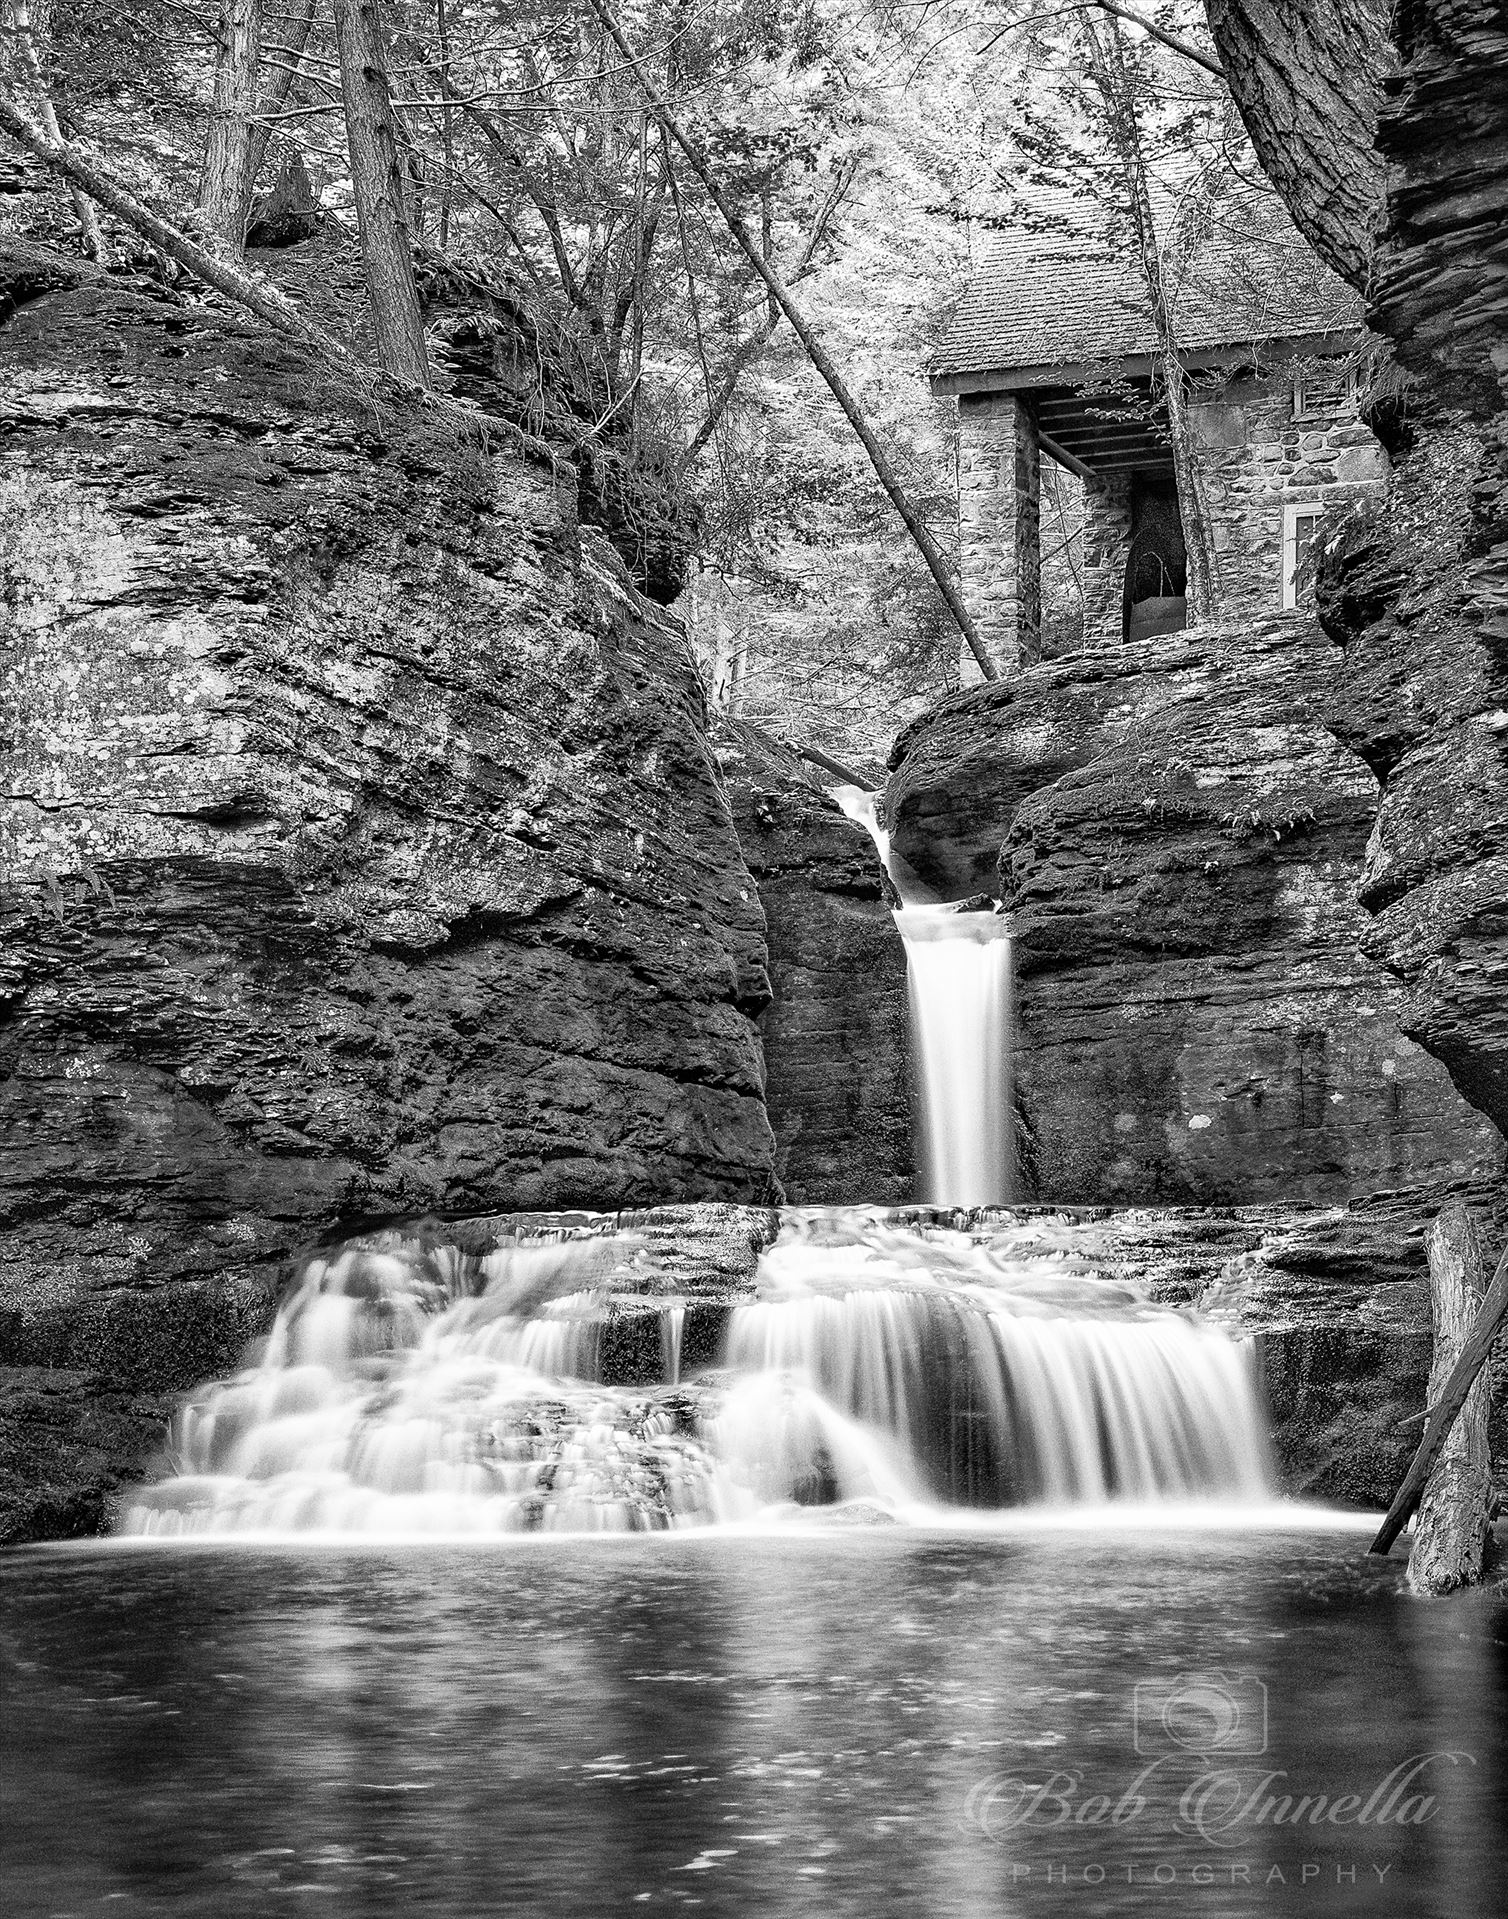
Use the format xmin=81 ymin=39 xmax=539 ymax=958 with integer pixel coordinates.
xmin=1292 ymin=365 xmax=1359 ymax=423
xmin=1282 ymin=501 xmax=1326 ymax=610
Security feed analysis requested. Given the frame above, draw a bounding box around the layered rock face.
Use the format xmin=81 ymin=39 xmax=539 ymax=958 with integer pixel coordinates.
xmin=715 ymin=721 xmax=912 ymax=1204
xmin=0 ymin=247 xmax=777 ymax=1443
xmin=1315 ymin=3 xmax=1508 ymax=1140
xmin=886 ymin=615 xmax=1503 ymax=1204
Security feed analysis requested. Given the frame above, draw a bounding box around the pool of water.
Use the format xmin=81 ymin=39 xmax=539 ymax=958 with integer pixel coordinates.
xmin=4 ymin=1524 xmax=1506 ymax=1917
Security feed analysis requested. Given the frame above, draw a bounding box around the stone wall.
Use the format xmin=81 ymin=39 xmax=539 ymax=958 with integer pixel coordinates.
xmin=884 ymin=614 xmax=1504 ymax=1205
xmin=0 ymin=245 xmax=778 ymax=1427
xmin=1080 ymin=472 xmax=1133 ymax=643
xmin=963 ymin=366 xmax=1386 ymax=659
xmin=956 ymin=392 xmax=1041 ymax=674
xmin=715 ymin=723 xmax=913 ymax=1206
xmin=1192 ymin=363 xmax=1388 ymax=616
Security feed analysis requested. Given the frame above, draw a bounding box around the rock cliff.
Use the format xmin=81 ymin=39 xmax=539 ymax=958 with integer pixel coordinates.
xmin=0 ymin=244 xmax=777 ymax=1465
xmin=886 ymin=614 xmax=1504 ymax=1204
xmin=1205 ymin=0 xmax=1508 ymax=1150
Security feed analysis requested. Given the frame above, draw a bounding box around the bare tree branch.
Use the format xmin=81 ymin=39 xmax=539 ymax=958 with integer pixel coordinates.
xmin=1088 ymin=0 xmax=1225 ymax=77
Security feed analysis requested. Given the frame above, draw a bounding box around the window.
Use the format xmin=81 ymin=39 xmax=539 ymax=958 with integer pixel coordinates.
xmin=1293 ymin=365 xmax=1358 ymax=421
xmin=1283 ymin=503 xmax=1325 ymax=610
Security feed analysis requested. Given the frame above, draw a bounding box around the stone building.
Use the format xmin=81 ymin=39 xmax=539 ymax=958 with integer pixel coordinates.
xmin=930 ymin=209 xmax=1389 ymax=668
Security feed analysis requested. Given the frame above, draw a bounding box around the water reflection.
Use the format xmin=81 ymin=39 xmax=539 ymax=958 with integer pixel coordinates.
xmin=4 ymin=1530 xmax=1506 ymax=1917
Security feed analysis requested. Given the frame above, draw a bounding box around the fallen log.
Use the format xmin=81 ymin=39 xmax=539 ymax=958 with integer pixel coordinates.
xmin=1404 ymin=1202 xmax=1493 ymax=1594
xmin=789 ymin=742 xmax=871 ymax=789
xmin=1370 ymin=1204 xmax=1507 ymax=1566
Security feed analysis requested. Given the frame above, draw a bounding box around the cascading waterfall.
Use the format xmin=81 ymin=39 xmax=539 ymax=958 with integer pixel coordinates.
xmin=118 ymin=1213 xmax=1274 ymax=1538
xmin=836 ymin=784 xmax=1015 ymax=1205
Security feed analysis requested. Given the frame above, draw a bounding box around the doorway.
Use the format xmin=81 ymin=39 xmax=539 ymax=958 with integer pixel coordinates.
xmin=1123 ymin=474 xmax=1188 ymax=642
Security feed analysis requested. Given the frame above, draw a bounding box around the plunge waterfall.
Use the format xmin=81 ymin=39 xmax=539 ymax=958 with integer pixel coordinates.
xmin=835 ymin=784 xmax=1014 ymax=1207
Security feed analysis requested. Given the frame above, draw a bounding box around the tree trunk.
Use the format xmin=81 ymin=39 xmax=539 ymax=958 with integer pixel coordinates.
xmin=246 ymin=0 xmax=318 ymax=184
xmin=1372 ymin=1229 xmax=1508 ymax=1560
xmin=1085 ymin=15 xmax=1219 ymax=623
xmin=199 ymin=0 xmax=262 ymax=248
xmin=583 ymin=0 xmax=994 ymax=682
xmin=1202 ymin=0 xmax=1390 ymax=291
xmin=1407 ymin=1202 xmax=1495 ymax=1594
xmin=330 ymin=0 xmax=430 ymax=387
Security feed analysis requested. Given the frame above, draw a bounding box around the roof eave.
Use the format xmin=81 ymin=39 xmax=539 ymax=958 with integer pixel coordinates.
xmin=929 ymin=329 xmax=1365 ymax=397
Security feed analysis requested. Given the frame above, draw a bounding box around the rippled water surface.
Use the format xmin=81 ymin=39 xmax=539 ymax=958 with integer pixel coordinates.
xmin=5 ymin=1528 xmax=1507 ymax=1917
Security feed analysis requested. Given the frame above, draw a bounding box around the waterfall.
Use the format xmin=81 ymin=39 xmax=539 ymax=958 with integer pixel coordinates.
xmin=118 ymin=1214 xmax=1274 ymax=1538
xmin=898 ymin=907 xmax=1015 ymax=1206
xmin=835 ymin=784 xmax=1015 ymax=1206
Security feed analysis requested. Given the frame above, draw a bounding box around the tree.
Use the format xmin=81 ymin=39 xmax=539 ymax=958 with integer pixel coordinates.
xmin=0 ymin=84 xmax=353 ymax=361
xmin=331 ymin=0 xmax=429 ymax=385
xmin=199 ymin=0 xmax=262 ymax=244
xmin=1 ymin=0 xmax=107 ymax=260
xmin=1081 ymin=9 xmax=1218 ymax=620
xmin=199 ymin=0 xmax=320 ymax=250
xmin=586 ymin=0 xmax=992 ymax=678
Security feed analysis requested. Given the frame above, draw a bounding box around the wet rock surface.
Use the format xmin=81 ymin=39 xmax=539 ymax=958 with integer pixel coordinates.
xmin=885 ymin=616 xmax=1503 ymax=1205
xmin=0 ymin=1368 xmax=175 ymax=1547
xmin=0 ymin=246 xmax=779 ymax=1402
xmin=715 ymin=721 xmax=913 ymax=1204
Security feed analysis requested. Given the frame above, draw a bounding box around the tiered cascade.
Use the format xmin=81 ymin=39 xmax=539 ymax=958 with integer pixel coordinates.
xmin=119 ymin=1216 xmax=1273 ymax=1536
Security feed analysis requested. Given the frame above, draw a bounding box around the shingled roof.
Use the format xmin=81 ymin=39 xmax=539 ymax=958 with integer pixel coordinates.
xmin=932 ymin=192 xmax=1362 ymax=385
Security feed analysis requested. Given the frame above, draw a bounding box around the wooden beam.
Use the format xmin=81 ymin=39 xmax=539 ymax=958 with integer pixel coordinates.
xmin=1037 ymin=431 xmax=1098 ymax=483
xmin=933 ymin=330 xmax=1363 ymax=398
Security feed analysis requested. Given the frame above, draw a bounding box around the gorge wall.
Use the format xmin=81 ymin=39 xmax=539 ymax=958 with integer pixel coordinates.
xmin=1209 ymin=2 xmax=1508 ymax=1152
xmin=885 ymin=613 xmax=1503 ymax=1205
xmin=1319 ymin=1 xmax=1508 ymax=1143
xmin=0 ymin=243 xmax=779 ymax=1534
